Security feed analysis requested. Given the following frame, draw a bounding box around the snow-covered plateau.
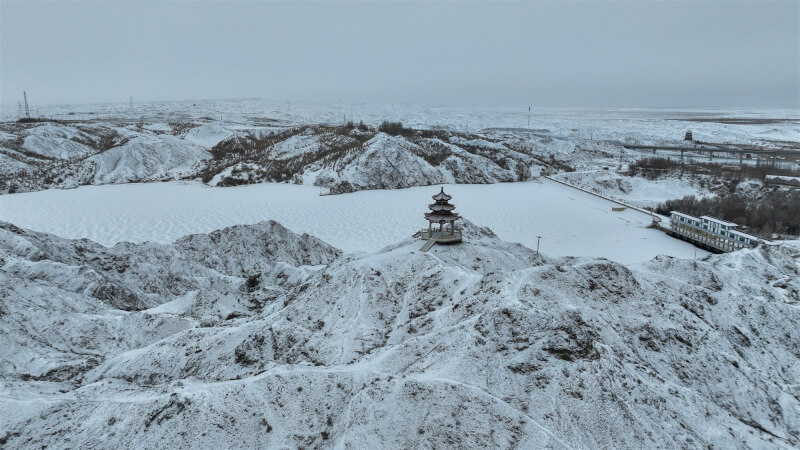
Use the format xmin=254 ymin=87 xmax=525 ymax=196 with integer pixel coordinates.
xmin=1 ymin=219 xmax=799 ymax=448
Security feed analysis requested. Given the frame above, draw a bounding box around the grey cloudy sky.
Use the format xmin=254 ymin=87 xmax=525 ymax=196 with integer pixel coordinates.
xmin=1 ymin=0 xmax=798 ymax=108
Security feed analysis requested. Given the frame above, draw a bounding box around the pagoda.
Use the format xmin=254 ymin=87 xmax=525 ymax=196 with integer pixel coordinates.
xmin=418 ymin=187 xmax=462 ymax=248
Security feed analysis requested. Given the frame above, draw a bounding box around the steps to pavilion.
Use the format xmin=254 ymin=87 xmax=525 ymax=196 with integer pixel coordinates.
xmin=420 ymin=238 xmax=437 ymax=252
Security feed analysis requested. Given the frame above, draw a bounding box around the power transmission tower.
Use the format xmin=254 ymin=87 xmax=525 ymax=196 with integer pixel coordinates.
xmin=23 ymin=91 xmax=31 ymax=118
xmin=528 ymin=106 xmax=531 ymax=129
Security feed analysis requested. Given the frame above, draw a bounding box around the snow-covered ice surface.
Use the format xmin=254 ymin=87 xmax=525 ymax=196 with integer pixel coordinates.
xmin=0 ymin=180 xmax=705 ymax=264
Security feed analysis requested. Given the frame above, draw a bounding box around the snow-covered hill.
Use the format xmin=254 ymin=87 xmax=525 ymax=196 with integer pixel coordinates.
xmin=2 ymin=220 xmax=798 ymax=448
xmin=0 ymin=121 xmax=554 ymax=194
xmin=204 ymin=126 xmax=548 ymax=193
xmin=86 ymin=135 xmax=210 ymax=184
xmin=20 ymin=123 xmax=97 ymax=160
xmin=1 ymin=104 xmax=797 ymax=198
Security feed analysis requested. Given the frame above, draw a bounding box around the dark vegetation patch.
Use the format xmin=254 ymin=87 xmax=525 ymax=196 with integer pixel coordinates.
xmin=234 ymin=334 xmax=266 ymax=365
xmin=542 ymin=313 xmax=600 ymax=362
xmin=0 ymin=431 xmax=21 ymax=446
xmin=630 ymin=157 xmax=800 ymax=182
xmin=669 ymin=118 xmax=800 ymax=125
xmin=145 ymin=393 xmax=192 ymax=428
xmin=546 ymin=153 xmax=575 ymax=173
xmin=378 ymin=121 xmax=412 ymax=136
xmin=416 ymin=140 xmax=451 ymax=166
xmin=170 ymin=122 xmax=195 ymax=136
xmin=73 ymin=127 xmax=129 ymax=152
xmin=16 ymin=117 xmax=63 ymax=124
xmin=631 ymin=157 xmax=800 ymax=237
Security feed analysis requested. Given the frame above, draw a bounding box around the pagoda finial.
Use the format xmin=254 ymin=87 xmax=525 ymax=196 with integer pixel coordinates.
xmin=432 ymin=187 xmax=452 ymax=202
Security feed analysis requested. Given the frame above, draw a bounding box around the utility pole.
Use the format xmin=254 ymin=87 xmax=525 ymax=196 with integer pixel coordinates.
xmin=527 ymin=106 xmax=531 ymax=129
xmin=17 ymin=101 xmax=22 ymax=119
xmin=536 ymin=235 xmax=542 ymax=255
xmin=23 ymin=91 xmax=31 ymax=118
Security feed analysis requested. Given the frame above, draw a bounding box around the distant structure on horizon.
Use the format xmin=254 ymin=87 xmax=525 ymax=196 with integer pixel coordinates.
xmin=415 ymin=187 xmax=463 ymax=251
xmin=23 ymin=91 xmax=31 ymax=119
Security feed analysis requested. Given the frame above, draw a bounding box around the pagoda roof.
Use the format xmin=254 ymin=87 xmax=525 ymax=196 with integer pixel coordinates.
xmin=425 ymin=211 xmax=460 ymax=222
xmin=432 ymin=187 xmax=452 ymax=201
xmin=429 ymin=203 xmax=455 ymax=211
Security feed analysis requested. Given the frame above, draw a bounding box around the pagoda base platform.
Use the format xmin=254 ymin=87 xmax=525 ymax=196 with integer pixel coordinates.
xmin=417 ymin=229 xmax=462 ymax=244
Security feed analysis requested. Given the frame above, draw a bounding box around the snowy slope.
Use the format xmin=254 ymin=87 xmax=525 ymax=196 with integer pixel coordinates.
xmin=0 ymin=220 xmax=339 ymax=377
xmin=86 ymin=135 xmax=211 ymax=184
xmin=268 ymin=132 xmax=325 ymax=160
xmin=0 ymin=121 xmax=218 ymax=192
xmin=183 ymin=124 xmax=235 ymax=148
xmin=0 ymin=151 xmax=32 ymax=172
xmin=21 ymin=123 xmax=95 ymax=160
xmin=1 ymin=220 xmax=798 ymax=448
xmin=318 ymin=133 xmax=446 ymax=191
xmin=208 ymin=128 xmax=547 ymax=194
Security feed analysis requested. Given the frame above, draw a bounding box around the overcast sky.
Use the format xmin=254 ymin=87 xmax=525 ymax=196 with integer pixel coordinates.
xmin=1 ymin=0 xmax=798 ymax=108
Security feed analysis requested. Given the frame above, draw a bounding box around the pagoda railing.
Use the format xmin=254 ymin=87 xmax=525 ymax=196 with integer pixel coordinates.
xmin=419 ymin=229 xmax=462 ymax=241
